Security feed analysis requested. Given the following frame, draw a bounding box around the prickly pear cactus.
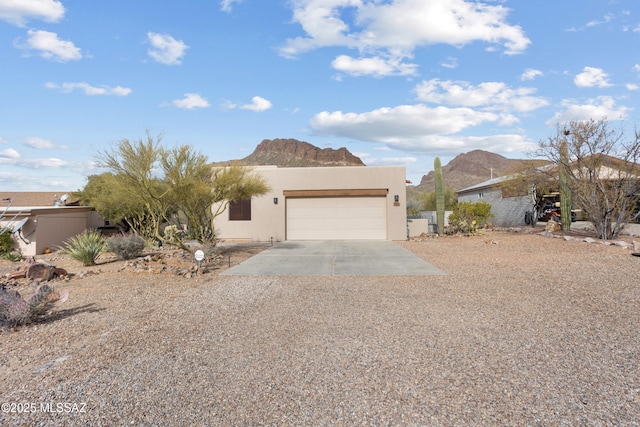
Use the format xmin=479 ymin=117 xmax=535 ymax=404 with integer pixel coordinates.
xmin=0 ymin=284 xmax=66 ymax=326
xmin=0 ymin=289 xmax=31 ymax=326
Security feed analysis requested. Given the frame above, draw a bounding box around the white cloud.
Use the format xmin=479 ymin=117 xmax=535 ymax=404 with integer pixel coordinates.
xmin=574 ymin=66 xmax=612 ymax=88
xmin=280 ymin=0 xmax=530 ymax=66
xmin=220 ymin=0 xmax=243 ymax=13
xmin=0 ymin=148 xmax=20 ymax=159
xmin=626 ymin=83 xmax=639 ymax=91
xmin=237 ymin=96 xmax=272 ymax=112
xmin=24 ymin=137 xmax=55 ymax=149
xmin=521 ymin=68 xmax=543 ymax=81
xmin=311 ymin=104 xmax=500 ymax=142
xmin=634 ymin=64 xmax=640 ymax=73
xmin=414 ymin=78 xmax=548 ymax=113
xmin=440 ymin=56 xmax=458 ymax=69
xmin=366 ymin=156 xmax=418 ymax=166
xmin=172 ymin=93 xmax=210 ymax=109
xmin=45 ymin=82 xmax=132 ymax=96
xmin=0 ymin=136 xmax=7 ymax=144
xmin=586 ymin=13 xmax=614 ymax=28
xmin=0 ymin=0 xmax=64 ymax=27
xmin=545 ymin=96 xmax=630 ymax=126
xmin=147 ymin=32 xmax=188 ymax=65
xmin=18 ymin=157 xmax=69 ymax=168
xmin=18 ymin=30 xmax=82 ymax=62
xmin=331 ymin=54 xmax=417 ymax=77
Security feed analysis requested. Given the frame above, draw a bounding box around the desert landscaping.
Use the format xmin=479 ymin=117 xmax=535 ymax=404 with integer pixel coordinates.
xmin=1 ymin=227 xmax=639 ymax=426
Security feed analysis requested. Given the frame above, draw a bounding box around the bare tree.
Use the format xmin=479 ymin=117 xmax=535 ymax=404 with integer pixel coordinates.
xmin=536 ymin=119 xmax=640 ymax=240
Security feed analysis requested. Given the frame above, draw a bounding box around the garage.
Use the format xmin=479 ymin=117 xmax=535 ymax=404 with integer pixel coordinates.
xmin=286 ymin=195 xmax=387 ymax=240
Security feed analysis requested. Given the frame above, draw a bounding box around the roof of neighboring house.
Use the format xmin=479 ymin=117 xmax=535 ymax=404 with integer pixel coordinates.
xmin=0 ymin=192 xmax=79 ymax=207
xmin=457 ymin=175 xmax=516 ymax=194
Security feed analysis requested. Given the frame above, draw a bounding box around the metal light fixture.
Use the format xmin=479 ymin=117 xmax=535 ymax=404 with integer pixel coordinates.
xmin=273 ymin=197 xmax=278 ymax=204
xmin=394 ymin=195 xmax=399 ymax=202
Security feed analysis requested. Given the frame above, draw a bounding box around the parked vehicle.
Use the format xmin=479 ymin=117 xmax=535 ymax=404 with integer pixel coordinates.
xmin=536 ymin=193 xmax=579 ymax=222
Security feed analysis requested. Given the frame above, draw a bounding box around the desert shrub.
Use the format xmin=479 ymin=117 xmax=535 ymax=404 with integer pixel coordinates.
xmin=0 ymin=229 xmax=14 ymax=254
xmin=0 ymin=229 xmax=21 ymax=261
xmin=106 ymin=234 xmax=146 ymax=260
xmin=62 ymin=230 xmax=106 ymax=266
xmin=448 ymin=201 xmax=494 ymax=234
xmin=1 ymin=251 xmax=22 ymax=262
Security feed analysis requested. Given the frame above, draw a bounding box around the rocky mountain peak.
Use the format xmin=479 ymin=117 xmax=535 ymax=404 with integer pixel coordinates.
xmin=414 ymin=150 xmax=547 ymax=192
xmin=240 ymin=138 xmax=365 ymax=167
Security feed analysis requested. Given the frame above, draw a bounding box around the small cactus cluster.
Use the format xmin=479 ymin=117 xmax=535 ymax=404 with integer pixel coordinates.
xmin=0 ymin=284 xmax=68 ymax=327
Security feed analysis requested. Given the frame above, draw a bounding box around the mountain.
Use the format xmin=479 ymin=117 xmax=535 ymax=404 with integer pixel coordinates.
xmin=413 ymin=150 xmax=548 ymax=192
xmin=236 ymin=138 xmax=365 ymax=167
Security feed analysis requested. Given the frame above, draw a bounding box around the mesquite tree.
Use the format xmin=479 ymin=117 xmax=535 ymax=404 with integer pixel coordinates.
xmin=536 ymin=119 xmax=640 ymax=240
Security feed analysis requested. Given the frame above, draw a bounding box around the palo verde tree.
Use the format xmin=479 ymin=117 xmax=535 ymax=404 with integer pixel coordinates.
xmin=536 ymin=118 xmax=640 ymax=240
xmin=78 ymin=132 xmax=269 ymax=247
xmin=417 ymin=187 xmax=458 ymax=211
xmin=94 ymin=132 xmax=172 ymax=242
xmin=210 ymin=162 xmax=270 ymax=224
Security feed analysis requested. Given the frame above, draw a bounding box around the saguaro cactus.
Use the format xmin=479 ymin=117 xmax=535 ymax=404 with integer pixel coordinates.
xmin=434 ymin=157 xmax=445 ymax=234
xmin=559 ymin=138 xmax=572 ymax=231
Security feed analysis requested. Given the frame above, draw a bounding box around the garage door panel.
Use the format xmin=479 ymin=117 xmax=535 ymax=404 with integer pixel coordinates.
xmin=287 ymin=197 xmax=386 ymax=240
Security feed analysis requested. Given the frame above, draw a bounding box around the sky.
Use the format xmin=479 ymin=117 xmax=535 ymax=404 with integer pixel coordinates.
xmin=1 ymin=0 xmax=639 ymax=192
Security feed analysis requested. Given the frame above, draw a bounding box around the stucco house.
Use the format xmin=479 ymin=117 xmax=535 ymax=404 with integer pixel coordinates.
xmin=213 ymin=165 xmax=408 ymax=242
xmin=458 ymin=154 xmax=640 ymax=227
xmin=0 ymin=192 xmax=104 ymax=256
xmin=457 ymin=176 xmax=535 ymax=227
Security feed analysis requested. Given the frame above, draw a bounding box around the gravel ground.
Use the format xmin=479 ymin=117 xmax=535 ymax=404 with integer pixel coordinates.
xmin=1 ymin=231 xmax=639 ymax=426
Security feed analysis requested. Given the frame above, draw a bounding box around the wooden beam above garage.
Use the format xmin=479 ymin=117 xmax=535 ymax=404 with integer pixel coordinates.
xmin=283 ymin=189 xmax=389 ymax=198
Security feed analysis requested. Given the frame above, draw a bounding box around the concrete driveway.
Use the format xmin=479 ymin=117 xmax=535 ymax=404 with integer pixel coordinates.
xmin=221 ymin=240 xmax=445 ymax=276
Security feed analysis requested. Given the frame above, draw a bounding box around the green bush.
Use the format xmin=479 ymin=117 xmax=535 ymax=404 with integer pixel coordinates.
xmin=106 ymin=235 xmax=146 ymax=260
xmin=0 ymin=228 xmax=14 ymax=254
xmin=62 ymin=230 xmax=106 ymax=266
xmin=1 ymin=251 xmax=22 ymax=262
xmin=0 ymin=229 xmax=20 ymax=261
xmin=448 ymin=201 xmax=494 ymax=234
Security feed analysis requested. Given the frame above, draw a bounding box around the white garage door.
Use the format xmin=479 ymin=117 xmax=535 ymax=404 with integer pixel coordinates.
xmin=287 ymin=197 xmax=387 ymax=240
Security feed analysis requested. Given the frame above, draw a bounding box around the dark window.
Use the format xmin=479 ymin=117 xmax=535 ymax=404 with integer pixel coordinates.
xmin=229 ymin=199 xmax=251 ymax=221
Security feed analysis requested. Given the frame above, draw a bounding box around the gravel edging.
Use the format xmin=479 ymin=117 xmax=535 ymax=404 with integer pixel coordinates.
xmin=1 ymin=231 xmax=639 ymax=426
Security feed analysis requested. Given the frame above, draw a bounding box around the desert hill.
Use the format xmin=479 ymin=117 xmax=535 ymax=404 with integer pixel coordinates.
xmin=237 ymin=138 xmax=365 ymax=167
xmin=414 ymin=150 xmax=548 ymax=192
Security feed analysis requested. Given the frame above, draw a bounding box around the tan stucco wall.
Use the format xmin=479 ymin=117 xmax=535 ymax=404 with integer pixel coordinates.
xmin=213 ymin=165 xmax=407 ymax=242
xmin=1 ymin=207 xmax=98 ymax=256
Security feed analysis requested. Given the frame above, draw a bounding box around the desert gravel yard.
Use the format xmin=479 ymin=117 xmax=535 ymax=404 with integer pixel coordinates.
xmin=1 ymin=231 xmax=640 ymax=426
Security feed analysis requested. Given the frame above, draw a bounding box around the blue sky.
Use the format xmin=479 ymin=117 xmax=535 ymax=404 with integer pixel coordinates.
xmin=1 ymin=0 xmax=639 ymax=191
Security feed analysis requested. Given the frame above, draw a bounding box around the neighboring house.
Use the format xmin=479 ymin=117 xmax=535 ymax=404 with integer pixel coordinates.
xmin=458 ymin=154 xmax=640 ymax=227
xmin=213 ymin=165 xmax=407 ymax=241
xmin=0 ymin=192 xmax=104 ymax=256
xmin=457 ymin=176 xmax=535 ymax=227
